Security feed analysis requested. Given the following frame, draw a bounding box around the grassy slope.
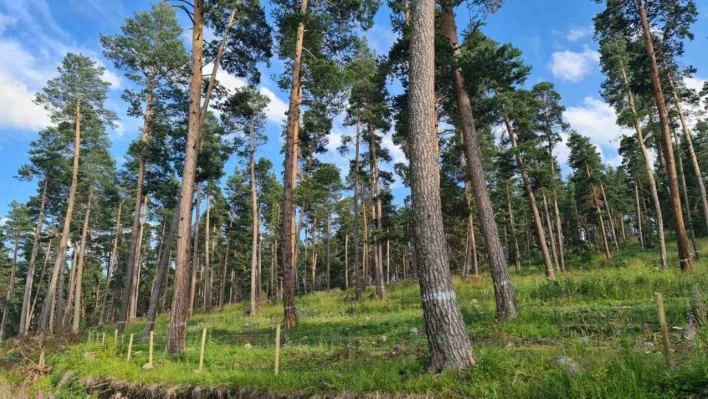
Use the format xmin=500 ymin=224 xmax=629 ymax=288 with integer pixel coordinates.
xmin=10 ymin=240 xmax=708 ymax=398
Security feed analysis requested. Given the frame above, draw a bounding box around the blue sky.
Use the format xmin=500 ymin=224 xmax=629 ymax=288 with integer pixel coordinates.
xmin=0 ymin=0 xmax=707 ymax=218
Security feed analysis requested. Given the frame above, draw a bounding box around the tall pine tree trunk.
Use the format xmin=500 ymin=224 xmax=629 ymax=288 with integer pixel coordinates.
xmin=0 ymin=232 xmax=20 ymax=342
xmin=503 ymin=115 xmax=555 ymax=279
xmin=72 ymin=186 xmax=93 ymax=334
xmin=369 ymin=124 xmax=385 ymax=298
xmin=635 ymin=182 xmax=645 ymax=250
xmin=280 ymin=0 xmax=308 ymax=329
xmin=143 ymin=209 xmax=178 ymax=338
xmin=28 ymin=241 xmax=52 ymax=333
xmin=409 ymin=0 xmax=476 ymax=370
xmin=204 ymin=190 xmax=212 ymax=312
xmin=100 ymin=203 xmax=122 ymax=325
xmin=250 ymin=118 xmax=259 ymax=314
xmin=669 ymin=75 xmax=708 ymax=239
xmin=637 ymin=0 xmax=693 ymax=271
xmin=506 ymin=184 xmax=521 ymax=271
xmin=40 ymin=93 xmax=82 ymax=333
xmin=587 ymin=165 xmax=612 ymax=261
xmin=600 ymin=185 xmax=620 ymax=251
xmin=19 ymin=178 xmax=48 ymax=336
xmin=166 ymin=0 xmax=204 ymax=354
xmin=542 ymin=193 xmax=560 ymax=271
xmin=617 ymin=54 xmax=667 ymax=267
xmin=119 ymin=72 xmax=156 ymax=333
xmin=441 ymin=4 xmax=517 ymax=319
xmin=189 ymin=183 xmax=202 ymax=316
xmin=672 ymin=128 xmax=701 ymax=259
xmin=353 ymin=119 xmax=362 ymax=300
xmin=129 ymin=194 xmax=149 ymax=322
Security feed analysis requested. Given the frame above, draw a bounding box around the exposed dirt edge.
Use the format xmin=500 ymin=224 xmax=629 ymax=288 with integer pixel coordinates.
xmin=83 ymin=377 xmax=432 ymax=399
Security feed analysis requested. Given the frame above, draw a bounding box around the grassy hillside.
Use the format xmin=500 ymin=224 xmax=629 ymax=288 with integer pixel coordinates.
xmin=3 ymin=241 xmax=708 ymax=398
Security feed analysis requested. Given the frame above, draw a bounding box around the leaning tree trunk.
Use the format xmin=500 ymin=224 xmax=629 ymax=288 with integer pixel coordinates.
xmin=637 ymin=0 xmax=693 ymax=271
xmin=635 ymin=182 xmax=645 ymax=250
xmin=28 ymin=241 xmax=52 ymax=333
xmin=542 ymin=193 xmax=560 ymax=271
xmin=143 ymin=209 xmax=178 ymax=339
xmin=550 ymin=164 xmax=566 ymax=272
xmin=672 ymin=128 xmax=701 ymax=260
xmin=280 ymin=0 xmax=308 ymax=330
xmin=166 ymin=0 xmax=204 ymax=355
xmin=39 ymin=93 xmax=83 ymax=333
xmin=72 ymin=185 xmax=93 ymax=334
xmin=600 ymin=185 xmax=620 ymax=251
xmin=463 ymin=183 xmax=479 ymax=277
xmin=0 ymin=232 xmax=20 ymax=342
xmin=409 ymin=0 xmax=476 ymax=371
xmin=617 ymin=54 xmax=667 ymax=268
xmin=503 ymin=116 xmax=555 ymax=280
xmin=587 ymin=165 xmax=612 ymax=262
xmin=669 ymin=75 xmax=708 ymax=239
xmin=100 ymin=203 xmax=122 ymax=325
xmin=129 ymin=194 xmax=149 ymax=322
xmin=441 ymin=4 xmax=517 ymax=320
xmin=19 ymin=178 xmax=48 ymax=336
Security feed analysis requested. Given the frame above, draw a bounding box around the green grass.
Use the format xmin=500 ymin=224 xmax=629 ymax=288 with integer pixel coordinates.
xmin=6 ymin=239 xmax=708 ymax=398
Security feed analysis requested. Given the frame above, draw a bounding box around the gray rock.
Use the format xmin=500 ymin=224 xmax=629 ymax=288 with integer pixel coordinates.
xmin=142 ymin=363 xmax=154 ymax=370
xmin=553 ymin=356 xmax=584 ymax=375
xmin=409 ymin=327 xmax=419 ymax=335
xmin=244 ymin=343 xmax=252 ymax=349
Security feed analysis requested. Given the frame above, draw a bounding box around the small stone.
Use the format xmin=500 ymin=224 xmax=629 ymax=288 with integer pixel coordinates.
xmin=553 ymin=356 xmax=584 ymax=375
xmin=244 ymin=343 xmax=252 ymax=349
xmin=142 ymin=363 xmax=154 ymax=370
xmin=378 ymin=335 xmax=387 ymax=343
xmin=409 ymin=327 xmax=419 ymax=335
xmin=83 ymin=352 xmax=96 ymax=360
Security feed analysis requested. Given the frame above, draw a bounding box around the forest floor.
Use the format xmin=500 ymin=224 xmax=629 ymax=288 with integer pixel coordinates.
xmin=3 ymin=240 xmax=708 ymax=398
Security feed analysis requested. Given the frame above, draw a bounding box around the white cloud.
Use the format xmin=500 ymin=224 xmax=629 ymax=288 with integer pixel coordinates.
xmin=564 ymin=26 xmax=593 ymax=42
xmin=564 ymin=96 xmax=629 ymax=167
xmin=260 ymin=87 xmax=288 ymax=125
xmin=548 ymin=47 xmax=600 ymax=83
xmin=0 ymin=74 xmax=50 ymax=131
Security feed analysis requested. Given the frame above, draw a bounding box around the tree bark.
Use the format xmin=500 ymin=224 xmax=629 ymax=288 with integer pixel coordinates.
xmin=219 ymin=220 xmax=233 ymax=308
xmin=19 ymin=178 xmax=48 ymax=336
xmin=463 ymin=183 xmax=479 ymax=277
xmin=353 ymin=119 xmax=362 ymax=300
xmin=204 ymin=189 xmax=212 ymax=312
xmin=409 ymin=0 xmax=476 ymax=371
xmin=129 ymin=194 xmax=149 ymax=322
xmin=28 ymin=241 xmax=52 ymax=333
xmin=668 ymin=75 xmax=708 ymax=239
xmin=143 ymin=209 xmax=178 ymax=338
xmin=40 ymin=90 xmax=83 ymax=333
xmin=672 ymin=128 xmax=701 ymax=260
xmin=503 ymin=115 xmax=555 ymax=279
xmin=119 ymin=69 xmax=156 ymax=334
xmin=189 ymin=182 xmax=202 ymax=316
xmin=505 ymin=184 xmax=522 ymax=271
xmin=617 ymin=53 xmax=667 ymax=268
xmin=250 ymin=118 xmax=259 ymax=314
xmin=100 ymin=203 xmax=122 ymax=325
xmin=635 ymin=182 xmax=645 ymax=250
xmin=0 ymin=232 xmax=20 ymax=342
xmin=587 ymin=164 xmax=612 ymax=261
xmin=326 ymin=211 xmax=331 ymax=291
xmin=600 ymin=185 xmax=620 ymax=251
xmin=369 ymin=124 xmax=385 ymax=298
xmin=166 ymin=0 xmax=204 ymax=354
xmin=280 ymin=0 xmax=308 ymax=329
xmin=636 ymin=0 xmax=693 ymax=271
xmin=542 ymin=193 xmax=560 ymax=271
xmin=344 ymin=234 xmax=349 ymax=289
xmin=72 ymin=185 xmax=93 ymax=334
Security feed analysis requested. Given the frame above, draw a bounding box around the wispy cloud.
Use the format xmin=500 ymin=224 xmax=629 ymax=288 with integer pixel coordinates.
xmin=548 ymin=47 xmax=600 ymax=83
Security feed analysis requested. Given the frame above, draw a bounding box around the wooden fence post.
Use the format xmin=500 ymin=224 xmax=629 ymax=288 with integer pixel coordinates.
xmin=127 ymin=333 xmax=134 ymax=362
xmin=197 ymin=327 xmax=207 ymax=373
xmin=102 ymin=332 xmax=105 ymax=344
xmin=275 ymin=324 xmax=281 ymax=375
xmin=114 ymin=329 xmax=118 ymax=345
xmin=655 ymin=293 xmax=673 ymax=368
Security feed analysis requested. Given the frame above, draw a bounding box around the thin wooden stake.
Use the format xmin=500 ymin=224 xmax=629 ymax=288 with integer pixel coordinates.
xmin=102 ymin=332 xmax=105 ymax=344
xmin=127 ymin=334 xmax=134 ymax=362
xmin=198 ymin=327 xmax=207 ymax=373
xmin=655 ymin=293 xmax=673 ymax=368
xmin=114 ymin=329 xmax=118 ymax=345
xmin=275 ymin=324 xmax=281 ymax=375
xmin=148 ymin=330 xmax=154 ymax=366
